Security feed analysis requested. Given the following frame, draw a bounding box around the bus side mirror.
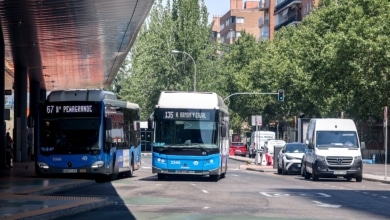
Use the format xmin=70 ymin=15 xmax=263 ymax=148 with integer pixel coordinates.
xmin=27 ymin=115 xmax=34 ymax=128
xmin=148 ymin=117 xmax=154 ymax=129
xmin=105 ymin=117 xmax=112 ymax=130
xmin=221 ymin=125 xmax=227 ymax=138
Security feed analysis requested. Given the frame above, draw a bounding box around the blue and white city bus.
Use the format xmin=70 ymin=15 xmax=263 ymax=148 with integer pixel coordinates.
xmin=36 ymin=89 xmax=141 ymax=181
xmin=149 ymin=91 xmax=229 ymax=181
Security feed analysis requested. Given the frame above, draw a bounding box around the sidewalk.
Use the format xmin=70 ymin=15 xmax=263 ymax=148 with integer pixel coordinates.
xmin=0 ymin=161 xmax=112 ymax=220
xmin=229 ymin=155 xmax=390 ymax=184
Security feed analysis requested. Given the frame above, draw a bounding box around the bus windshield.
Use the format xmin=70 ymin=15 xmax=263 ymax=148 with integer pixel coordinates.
xmin=155 ymin=120 xmax=217 ymax=148
xmin=40 ymin=117 xmax=101 ymax=154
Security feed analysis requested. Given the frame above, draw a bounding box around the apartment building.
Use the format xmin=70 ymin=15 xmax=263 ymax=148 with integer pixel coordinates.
xmin=259 ymin=0 xmax=320 ymax=40
xmin=211 ymin=0 xmax=264 ymax=44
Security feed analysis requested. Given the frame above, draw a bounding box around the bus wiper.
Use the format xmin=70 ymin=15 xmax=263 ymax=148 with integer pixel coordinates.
xmin=186 ymin=144 xmax=210 ymax=153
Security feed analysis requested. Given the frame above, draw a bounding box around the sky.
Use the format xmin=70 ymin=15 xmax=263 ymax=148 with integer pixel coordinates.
xmin=160 ymin=0 xmax=246 ymax=24
xmin=204 ymin=0 xmax=250 ymax=22
xmin=204 ymin=0 xmax=231 ymax=23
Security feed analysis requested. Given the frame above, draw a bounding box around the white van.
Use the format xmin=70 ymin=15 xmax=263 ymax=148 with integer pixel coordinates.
xmin=264 ymin=139 xmax=286 ymax=155
xmin=248 ymin=131 xmax=275 ymax=158
xmin=301 ymin=118 xmax=363 ymax=182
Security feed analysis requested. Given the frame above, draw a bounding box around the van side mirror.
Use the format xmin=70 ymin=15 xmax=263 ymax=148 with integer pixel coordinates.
xmin=105 ymin=117 xmax=112 ymax=130
xmin=360 ymin=142 xmax=366 ymax=149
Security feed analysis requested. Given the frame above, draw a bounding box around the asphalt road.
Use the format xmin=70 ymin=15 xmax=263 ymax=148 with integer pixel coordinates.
xmin=54 ymin=155 xmax=390 ymax=220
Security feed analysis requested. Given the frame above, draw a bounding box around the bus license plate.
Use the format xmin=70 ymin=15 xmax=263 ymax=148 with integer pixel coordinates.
xmin=63 ymin=169 xmax=78 ymax=173
xmin=175 ymin=170 xmax=195 ymax=174
xmin=333 ymin=171 xmax=346 ymax=175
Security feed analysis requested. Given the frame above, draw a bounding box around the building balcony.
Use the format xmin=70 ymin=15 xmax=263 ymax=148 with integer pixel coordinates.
xmin=258 ymin=0 xmax=269 ymax=11
xmin=275 ymin=0 xmax=301 ymax=14
xmin=258 ymin=17 xmax=270 ymax=28
xmin=274 ymin=14 xmax=302 ymax=31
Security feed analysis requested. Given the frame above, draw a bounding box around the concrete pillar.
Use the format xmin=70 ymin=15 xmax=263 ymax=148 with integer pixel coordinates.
xmin=29 ymin=80 xmax=40 ymax=160
xmin=0 ymin=26 xmax=5 ymax=168
xmin=14 ymin=66 xmax=28 ymax=162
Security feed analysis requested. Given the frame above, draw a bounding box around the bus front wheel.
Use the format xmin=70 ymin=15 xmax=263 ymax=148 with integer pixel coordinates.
xmin=209 ymin=174 xmax=220 ymax=181
xmin=157 ymin=173 xmax=166 ymax=180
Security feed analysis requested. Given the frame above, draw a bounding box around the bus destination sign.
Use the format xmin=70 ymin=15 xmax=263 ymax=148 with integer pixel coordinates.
xmin=43 ymin=103 xmax=100 ymax=116
xmin=163 ymin=110 xmax=210 ymax=120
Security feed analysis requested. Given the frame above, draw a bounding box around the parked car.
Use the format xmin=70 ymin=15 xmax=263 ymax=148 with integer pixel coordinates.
xmin=230 ymin=142 xmax=247 ymax=157
xmin=277 ymin=142 xmax=306 ymax=175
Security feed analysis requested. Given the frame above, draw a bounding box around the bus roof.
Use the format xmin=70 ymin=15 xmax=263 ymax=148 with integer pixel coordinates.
xmin=156 ymin=91 xmax=228 ymax=113
xmin=104 ymin=99 xmax=140 ymax=110
xmin=47 ymin=89 xmax=117 ymax=102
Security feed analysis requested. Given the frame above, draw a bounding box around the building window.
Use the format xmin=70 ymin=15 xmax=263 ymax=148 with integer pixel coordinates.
xmin=212 ymin=31 xmax=220 ymax=39
xmin=236 ymin=17 xmax=244 ymax=24
xmin=230 ymin=16 xmax=236 ymax=24
xmin=221 ymin=23 xmax=225 ymax=30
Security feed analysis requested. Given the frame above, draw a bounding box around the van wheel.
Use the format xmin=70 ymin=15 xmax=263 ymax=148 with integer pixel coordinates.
xmin=356 ymin=176 xmax=363 ymax=182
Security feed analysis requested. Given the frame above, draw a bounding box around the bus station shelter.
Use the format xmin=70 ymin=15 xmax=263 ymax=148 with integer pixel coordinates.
xmin=0 ymin=0 xmax=154 ymax=167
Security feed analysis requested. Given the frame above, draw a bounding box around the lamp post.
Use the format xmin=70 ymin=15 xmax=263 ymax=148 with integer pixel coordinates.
xmin=171 ymin=49 xmax=197 ymax=92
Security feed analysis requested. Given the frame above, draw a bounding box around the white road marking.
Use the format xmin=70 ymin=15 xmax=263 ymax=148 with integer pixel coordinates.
xmin=313 ymin=201 xmax=341 ymax=208
xmin=203 ymin=207 xmax=210 ymax=209
xmin=260 ymin=192 xmax=289 ymax=197
xmin=191 ymin=183 xmax=196 ymax=186
xmin=317 ymin=193 xmax=331 ymax=198
xmin=202 ymin=190 xmax=209 ymax=194
xmin=142 ymin=166 xmax=152 ymax=169
xmin=230 ymin=174 xmax=239 ymax=177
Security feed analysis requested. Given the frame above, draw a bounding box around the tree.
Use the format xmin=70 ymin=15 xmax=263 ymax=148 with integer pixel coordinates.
xmin=116 ymin=0 xmax=225 ymax=120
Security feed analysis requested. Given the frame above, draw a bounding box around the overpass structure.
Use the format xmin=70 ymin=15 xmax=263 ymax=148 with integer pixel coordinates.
xmin=0 ymin=0 xmax=155 ymax=167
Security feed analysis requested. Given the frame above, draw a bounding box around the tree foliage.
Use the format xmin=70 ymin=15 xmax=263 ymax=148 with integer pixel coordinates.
xmin=115 ymin=0 xmax=225 ymax=120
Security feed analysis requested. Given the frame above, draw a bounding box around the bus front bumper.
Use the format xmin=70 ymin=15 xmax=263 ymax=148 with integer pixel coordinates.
xmin=36 ymin=161 xmax=111 ymax=176
xmin=152 ymin=167 xmax=220 ymax=176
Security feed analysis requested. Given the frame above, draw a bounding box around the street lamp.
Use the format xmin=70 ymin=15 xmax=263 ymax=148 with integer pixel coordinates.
xmin=171 ymin=49 xmax=197 ymax=92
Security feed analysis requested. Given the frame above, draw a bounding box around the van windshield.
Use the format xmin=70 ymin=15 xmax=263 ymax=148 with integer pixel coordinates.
xmin=316 ymin=131 xmax=358 ymax=148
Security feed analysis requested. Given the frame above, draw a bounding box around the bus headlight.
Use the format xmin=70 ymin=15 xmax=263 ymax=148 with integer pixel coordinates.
xmin=354 ymin=155 xmax=362 ymax=161
xmin=157 ymin=158 xmax=166 ymax=163
xmin=38 ymin=162 xmax=49 ymax=169
xmin=91 ymin=161 xmax=104 ymax=168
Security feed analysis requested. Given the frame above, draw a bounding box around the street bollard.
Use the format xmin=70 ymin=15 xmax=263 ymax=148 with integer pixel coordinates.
xmin=255 ymin=149 xmax=262 ymax=165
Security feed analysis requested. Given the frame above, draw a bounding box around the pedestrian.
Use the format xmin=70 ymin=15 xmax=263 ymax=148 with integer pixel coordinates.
xmin=6 ymin=132 xmax=13 ymax=168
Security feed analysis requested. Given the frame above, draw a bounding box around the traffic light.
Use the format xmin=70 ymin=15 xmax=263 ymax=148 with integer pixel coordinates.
xmin=277 ymin=89 xmax=284 ymax=102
